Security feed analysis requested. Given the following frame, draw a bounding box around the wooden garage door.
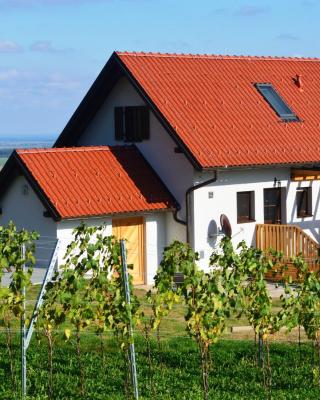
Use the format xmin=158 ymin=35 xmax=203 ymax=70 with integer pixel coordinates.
xmin=112 ymin=217 xmax=145 ymax=285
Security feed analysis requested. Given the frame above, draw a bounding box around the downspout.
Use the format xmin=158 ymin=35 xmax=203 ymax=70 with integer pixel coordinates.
xmin=173 ymin=171 xmax=218 ymax=244
xmin=173 ymin=206 xmax=187 ymax=225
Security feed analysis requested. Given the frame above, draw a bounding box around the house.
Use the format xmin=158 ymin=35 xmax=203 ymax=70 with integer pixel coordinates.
xmin=1 ymin=51 xmax=320 ymax=283
xmin=0 ymin=146 xmax=177 ymax=284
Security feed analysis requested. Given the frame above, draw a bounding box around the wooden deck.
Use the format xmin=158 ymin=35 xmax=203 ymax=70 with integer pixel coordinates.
xmin=256 ymin=224 xmax=320 ymax=278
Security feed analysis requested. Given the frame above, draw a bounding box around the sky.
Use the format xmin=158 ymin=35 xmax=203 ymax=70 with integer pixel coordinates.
xmin=0 ymin=0 xmax=319 ymax=139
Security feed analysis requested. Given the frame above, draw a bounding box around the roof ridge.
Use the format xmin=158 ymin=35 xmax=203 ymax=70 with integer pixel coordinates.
xmin=16 ymin=145 xmax=135 ymax=154
xmin=116 ymin=50 xmax=320 ymax=62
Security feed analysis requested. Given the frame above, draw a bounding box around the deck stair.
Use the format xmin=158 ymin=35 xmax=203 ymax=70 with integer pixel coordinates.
xmin=256 ymin=224 xmax=320 ymax=278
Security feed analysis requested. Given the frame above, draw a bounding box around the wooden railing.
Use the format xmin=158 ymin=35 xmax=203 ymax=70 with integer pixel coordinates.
xmin=256 ymin=224 xmax=320 ymax=273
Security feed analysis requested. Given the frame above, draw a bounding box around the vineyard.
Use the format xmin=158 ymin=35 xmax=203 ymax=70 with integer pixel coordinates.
xmin=0 ymin=222 xmax=320 ymax=400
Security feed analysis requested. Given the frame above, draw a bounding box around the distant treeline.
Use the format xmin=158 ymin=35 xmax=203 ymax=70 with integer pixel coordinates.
xmin=0 ymin=149 xmax=14 ymax=157
xmin=0 ymin=138 xmax=54 ymax=158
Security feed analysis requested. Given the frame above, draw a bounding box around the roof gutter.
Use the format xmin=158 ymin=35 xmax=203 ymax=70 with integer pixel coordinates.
xmin=173 ymin=171 xmax=218 ymax=244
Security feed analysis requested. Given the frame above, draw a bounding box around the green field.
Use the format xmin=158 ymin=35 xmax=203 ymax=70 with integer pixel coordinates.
xmin=0 ymin=335 xmax=319 ymax=399
xmin=0 ymin=287 xmax=318 ymax=399
xmin=0 ymin=157 xmax=7 ymax=168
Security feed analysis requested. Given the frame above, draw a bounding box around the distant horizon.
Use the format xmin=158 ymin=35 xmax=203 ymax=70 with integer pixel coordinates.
xmin=0 ymin=134 xmax=55 ymax=141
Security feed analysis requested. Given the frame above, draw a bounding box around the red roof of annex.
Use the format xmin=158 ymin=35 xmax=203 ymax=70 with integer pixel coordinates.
xmin=117 ymin=51 xmax=320 ymax=168
xmin=16 ymin=146 xmax=177 ymax=219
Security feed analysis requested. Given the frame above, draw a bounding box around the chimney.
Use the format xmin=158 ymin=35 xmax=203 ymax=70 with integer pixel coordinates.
xmin=294 ymin=74 xmax=303 ymax=91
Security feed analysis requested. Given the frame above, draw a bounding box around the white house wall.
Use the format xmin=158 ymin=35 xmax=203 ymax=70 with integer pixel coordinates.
xmin=56 ymin=217 xmax=113 ymax=266
xmin=77 ymin=76 xmax=193 ymax=241
xmin=144 ymin=213 xmax=167 ymax=284
xmin=192 ymin=168 xmax=320 ymax=270
xmin=0 ymin=175 xmax=57 ymax=267
xmin=165 ymin=211 xmax=186 ymax=245
xmin=57 ymin=212 xmax=168 ymax=285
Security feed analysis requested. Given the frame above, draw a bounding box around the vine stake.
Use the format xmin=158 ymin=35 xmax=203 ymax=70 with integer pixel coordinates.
xmin=21 ymin=244 xmax=26 ymax=400
xmin=120 ymin=240 xmax=139 ymax=400
xmin=21 ymin=240 xmax=60 ymax=399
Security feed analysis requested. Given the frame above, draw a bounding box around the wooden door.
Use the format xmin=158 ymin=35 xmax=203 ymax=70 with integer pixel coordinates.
xmin=264 ymin=188 xmax=282 ymax=224
xmin=112 ymin=217 xmax=145 ymax=285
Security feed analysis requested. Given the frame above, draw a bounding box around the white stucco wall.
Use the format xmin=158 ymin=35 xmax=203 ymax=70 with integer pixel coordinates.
xmin=192 ymin=167 xmax=320 ymax=270
xmin=0 ymin=175 xmax=57 ymax=267
xmin=77 ymin=76 xmax=193 ymax=237
xmin=56 ymin=217 xmax=113 ymax=265
xmin=144 ymin=213 xmax=167 ymax=284
xmin=57 ymin=212 xmax=168 ymax=285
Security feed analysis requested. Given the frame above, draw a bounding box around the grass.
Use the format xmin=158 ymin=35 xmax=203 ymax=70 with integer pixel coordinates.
xmin=0 ymin=285 xmax=315 ymax=399
xmin=1 ymin=285 xmax=307 ymax=342
xmin=0 ymin=335 xmax=319 ymax=399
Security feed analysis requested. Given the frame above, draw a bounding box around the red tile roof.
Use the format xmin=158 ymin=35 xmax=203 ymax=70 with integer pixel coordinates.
xmin=117 ymin=52 xmax=320 ymax=168
xmin=16 ymin=146 xmax=177 ymax=219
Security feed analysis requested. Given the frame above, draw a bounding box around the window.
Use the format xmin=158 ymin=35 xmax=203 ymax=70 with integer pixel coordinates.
xmin=114 ymin=106 xmax=149 ymax=142
xmin=237 ymin=191 xmax=255 ymax=223
xmin=296 ymin=187 xmax=312 ymax=217
xmin=255 ymin=83 xmax=299 ymax=122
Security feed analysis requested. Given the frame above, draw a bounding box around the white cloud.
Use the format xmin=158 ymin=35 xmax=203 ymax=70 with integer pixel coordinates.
xmin=44 ymin=72 xmax=81 ymax=90
xmin=276 ymin=33 xmax=300 ymax=41
xmin=0 ymin=68 xmax=83 ymax=104
xmin=0 ymin=39 xmax=22 ymax=53
xmin=235 ymin=5 xmax=270 ymax=16
xmin=30 ymin=40 xmax=73 ymax=53
xmin=0 ymin=69 xmax=20 ymax=81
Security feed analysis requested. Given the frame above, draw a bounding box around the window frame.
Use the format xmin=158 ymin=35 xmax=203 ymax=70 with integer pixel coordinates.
xmin=255 ymin=83 xmax=299 ymax=122
xmin=296 ymin=187 xmax=312 ymax=218
xmin=237 ymin=191 xmax=255 ymax=224
xmin=114 ymin=106 xmax=150 ymax=142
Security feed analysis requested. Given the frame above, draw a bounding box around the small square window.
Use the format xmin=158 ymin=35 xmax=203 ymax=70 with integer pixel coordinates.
xmin=237 ymin=191 xmax=255 ymax=223
xmin=296 ymin=187 xmax=312 ymax=218
xmin=114 ymin=106 xmax=149 ymax=142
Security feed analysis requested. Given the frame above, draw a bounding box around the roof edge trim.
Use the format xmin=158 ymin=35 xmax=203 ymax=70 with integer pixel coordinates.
xmin=0 ymin=152 xmax=61 ymax=221
xmin=114 ymin=53 xmax=202 ymax=170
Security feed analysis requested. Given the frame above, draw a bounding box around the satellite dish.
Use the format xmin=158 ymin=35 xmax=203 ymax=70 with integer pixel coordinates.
xmin=220 ymin=214 xmax=232 ymax=238
xmin=207 ymin=220 xmax=218 ymax=238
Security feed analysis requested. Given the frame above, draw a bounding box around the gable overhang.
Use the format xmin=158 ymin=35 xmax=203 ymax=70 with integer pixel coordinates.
xmin=53 ymin=52 xmax=202 ymax=170
xmin=0 ymin=152 xmax=61 ymax=221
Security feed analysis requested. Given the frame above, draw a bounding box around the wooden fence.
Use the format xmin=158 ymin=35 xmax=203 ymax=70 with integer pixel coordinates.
xmin=256 ymin=224 xmax=320 ymax=279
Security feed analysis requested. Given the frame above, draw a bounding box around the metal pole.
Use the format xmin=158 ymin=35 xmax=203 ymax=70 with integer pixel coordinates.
xmin=258 ymin=332 xmax=264 ymax=368
xmin=25 ymin=240 xmax=60 ymax=349
xmin=21 ymin=244 xmax=26 ymax=399
xmin=120 ymin=240 xmax=139 ymax=400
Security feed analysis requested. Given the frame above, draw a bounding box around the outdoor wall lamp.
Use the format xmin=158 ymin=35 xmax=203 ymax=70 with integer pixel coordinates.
xmin=274 ymin=177 xmax=281 ymax=187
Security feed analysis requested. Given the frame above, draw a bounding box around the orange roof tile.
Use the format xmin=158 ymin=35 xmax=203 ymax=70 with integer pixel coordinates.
xmin=15 ymin=146 xmax=177 ymax=219
xmin=117 ymin=52 xmax=320 ymax=168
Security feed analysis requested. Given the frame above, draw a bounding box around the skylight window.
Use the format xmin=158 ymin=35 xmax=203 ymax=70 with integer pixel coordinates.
xmin=255 ymin=83 xmax=299 ymax=122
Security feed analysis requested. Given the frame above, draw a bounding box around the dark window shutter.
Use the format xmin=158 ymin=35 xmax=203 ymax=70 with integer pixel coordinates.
xmin=141 ymin=106 xmax=150 ymax=140
xmin=125 ymin=106 xmax=149 ymax=142
xmin=114 ymin=107 xmax=124 ymax=141
xmin=125 ymin=107 xmax=135 ymax=141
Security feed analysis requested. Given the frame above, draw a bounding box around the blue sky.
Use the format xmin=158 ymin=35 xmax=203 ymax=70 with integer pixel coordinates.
xmin=0 ymin=0 xmax=319 ymax=139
